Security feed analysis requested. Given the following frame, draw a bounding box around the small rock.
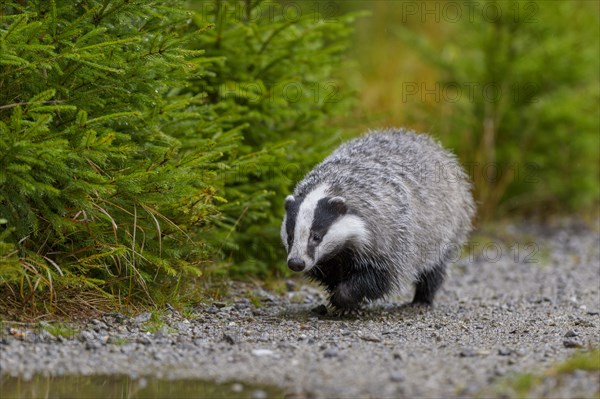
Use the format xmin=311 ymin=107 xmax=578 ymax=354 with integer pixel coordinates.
xmin=105 ymin=312 xmax=127 ymax=323
xmin=223 ymin=333 xmax=236 ymax=345
xmin=37 ymin=330 xmax=55 ymax=342
xmin=85 ymin=341 xmax=102 ymax=350
xmin=563 ymin=339 xmax=583 ymax=348
xmin=91 ymin=319 xmax=108 ymax=331
xmin=564 ymin=330 xmax=579 ymax=338
xmin=206 ymin=306 xmax=219 ymax=314
xmin=133 ymin=312 xmax=151 ymax=324
xmin=214 ymin=301 xmax=228 ymax=308
xmin=258 ymin=333 xmax=270 ymax=342
xmin=136 ymin=335 xmax=152 ymax=345
xmin=389 ymin=371 xmax=405 ymax=382
xmin=515 ymin=348 xmax=527 ymax=357
xmin=285 ymin=280 xmax=297 ymax=291
xmin=323 ymin=349 xmax=338 ymax=358
xmin=251 ymin=349 xmax=274 ymax=357
xmin=498 ymin=348 xmax=512 ymax=356
xmin=359 ymin=334 xmax=382 ymax=343
xmin=255 ymin=289 xmax=276 ymax=303
xmin=231 ymin=383 xmax=244 ymax=393
xmin=154 ymin=326 xmax=170 ymax=339
xmin=459 ymin=348 xmax=477 ymax=357
xmin=251 ymin=389 xmax=267 ymax=399
xmin=79 ymin=331 xmax=96 ymax=342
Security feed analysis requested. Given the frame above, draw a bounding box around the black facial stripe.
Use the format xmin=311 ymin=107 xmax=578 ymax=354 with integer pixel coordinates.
xmin=285 ymin=196 xmax=304 ymax=249
xmin=307 ymin=198 xmax=343 ymax=260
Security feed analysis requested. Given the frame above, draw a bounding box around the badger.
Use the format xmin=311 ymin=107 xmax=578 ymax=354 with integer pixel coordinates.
xmin=281 ymin=129 xmax=475 ymax=311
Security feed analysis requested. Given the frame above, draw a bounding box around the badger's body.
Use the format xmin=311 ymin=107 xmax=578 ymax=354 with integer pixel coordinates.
xmin=281 ymin=129 xmax=475 ymax=310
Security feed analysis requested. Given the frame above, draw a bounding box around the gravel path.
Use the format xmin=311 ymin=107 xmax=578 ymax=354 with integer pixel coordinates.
xmin=1 ymin=221 xmax=599 ymax=398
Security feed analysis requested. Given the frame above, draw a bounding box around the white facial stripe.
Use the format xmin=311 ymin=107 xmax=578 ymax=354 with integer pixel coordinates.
xmin=312 ymin=214 xmax=370 ymax=267
xmin=289 ymin=184 xmax=329 ymax=264
xmin=281 ymin=213 xmax=288 ymax=251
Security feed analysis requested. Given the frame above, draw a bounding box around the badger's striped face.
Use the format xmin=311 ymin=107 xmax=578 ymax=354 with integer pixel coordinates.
xmin=281 ymin=185 xmax=369 ymax=272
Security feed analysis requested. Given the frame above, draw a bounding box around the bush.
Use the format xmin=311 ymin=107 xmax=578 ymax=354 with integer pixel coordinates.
xmin=0 ymin=0 xmax=358 ymax=312
xmin=0 ymin=0 xmax=250 ymax=310
xmin=399 ymin=0 xmax=599 ymax=219
xmin=187 ymin=1 xmax=358 ymax=277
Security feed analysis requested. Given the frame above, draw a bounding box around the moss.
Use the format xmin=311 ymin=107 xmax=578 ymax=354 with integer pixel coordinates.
xmin=553 ymin=350 xmax=600 ymax=374
xmin=41 ymin=323 xmax=78 ymax=339
xmin=490 ymin=350 xmax=600 ymax=398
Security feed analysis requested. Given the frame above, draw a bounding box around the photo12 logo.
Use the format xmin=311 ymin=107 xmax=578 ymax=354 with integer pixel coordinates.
xmin=400 ymin=1 xmax=539 ymax=23
xmin=401 ymin=81 xmax=540 ymax=104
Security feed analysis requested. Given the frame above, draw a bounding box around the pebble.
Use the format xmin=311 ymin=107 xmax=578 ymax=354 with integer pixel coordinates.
xmin=251 ymin=389 xmax=267 ymax=399
xmin=133 ymin=313 xmax=151 ymax=324
xmin=389 ymin=371 xmax=405 ymax=382
xmin=223 ymin=333 xmax=236 ymax=345
xmin=85 ymin=341 xmax=102 ymax=351
xmin=564 ymin=330 xmax=579 ymax=338
xmin=136 ymin=336 xmax=152 ymax=345
xmin=231 ymin=383 xmax=244 ymax=393
xmin=459 ymin=348 xmax=477 ymax=358
xmin=251 ymin=349 xmax=274 ymax=357
xmin=498 ymin=348 xmax=512 ymax=356
xmin=563 ymin=339 xmax=583 ymax=348
xmin=358 ymin=334 xmax=381 ymax=343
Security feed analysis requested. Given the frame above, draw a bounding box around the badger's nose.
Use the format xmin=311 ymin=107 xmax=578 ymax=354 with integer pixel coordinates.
xmin=287 ymin=258 xmax=306 ymax=272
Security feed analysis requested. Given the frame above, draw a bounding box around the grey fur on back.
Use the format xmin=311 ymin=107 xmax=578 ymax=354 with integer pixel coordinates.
xmin=293 ymin=128 xmax=475 ymax=290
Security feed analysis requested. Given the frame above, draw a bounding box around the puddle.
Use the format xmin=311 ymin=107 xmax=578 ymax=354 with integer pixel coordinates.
xmin=0 ymin=374 xmax=285 ymax=399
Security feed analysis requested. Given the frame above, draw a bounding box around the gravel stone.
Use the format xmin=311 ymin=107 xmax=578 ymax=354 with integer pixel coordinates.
xmin=389 ymin=371 xmax=405 ymax=382
xmin=498 ymin=348 xmax=512 ymax=356
xmin=1 ymin=221 xmax=598 ymax=399
xmin=564 ymin=330 xmax=579 ymax=338
xmin=563 ymin=339 xmax=584 ymax=348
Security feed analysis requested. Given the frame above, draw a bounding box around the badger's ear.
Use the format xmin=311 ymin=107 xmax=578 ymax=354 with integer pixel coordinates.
xmin=284 ymin=195 xmax=295 ymax=211
xmin=328 ymin=196 xmax=347 ymax=215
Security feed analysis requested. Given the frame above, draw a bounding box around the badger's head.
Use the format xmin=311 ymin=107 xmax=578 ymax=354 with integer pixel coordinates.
xmin=281 ymin=185 xmax=370 ymax=272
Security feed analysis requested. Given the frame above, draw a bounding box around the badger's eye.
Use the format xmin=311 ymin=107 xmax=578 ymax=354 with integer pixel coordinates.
xmin=311 ymin=232 xmax=322 ymax=243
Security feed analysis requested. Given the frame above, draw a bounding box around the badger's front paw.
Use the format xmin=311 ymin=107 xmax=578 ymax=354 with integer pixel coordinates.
xmin=329 ymin=282 xmax=362 ymax=313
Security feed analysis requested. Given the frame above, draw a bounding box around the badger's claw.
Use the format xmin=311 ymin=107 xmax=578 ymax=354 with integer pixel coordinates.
xmin=331 ymin=306 xmax=363 ymax=318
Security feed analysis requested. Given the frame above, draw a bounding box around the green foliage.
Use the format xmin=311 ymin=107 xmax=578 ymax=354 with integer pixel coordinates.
xmin=187 ymin=1 xmax=358 ymax=276
xmin=0 ymin=0 xmax=250 ymax=308
xmin=0 ymin=0 xmax=358 ymax=311
xmin=41 ymin=322 xmax=78 ymax=338
xmin=372 ymin=0 xmax=600 ymax=219
xmin=554 ymin=349 xmax=600 ymax=374
xmin=393 ymin=0 xmax=600 ymax=219
xmin=489 ymin=349 xmax=600 ymax=398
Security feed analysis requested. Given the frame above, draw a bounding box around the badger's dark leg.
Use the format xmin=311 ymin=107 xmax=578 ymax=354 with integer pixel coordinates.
xmin=330 ymin=268 xmax=393 ymax=310
xmin=412 ymin=263 xmax=447 ymax=305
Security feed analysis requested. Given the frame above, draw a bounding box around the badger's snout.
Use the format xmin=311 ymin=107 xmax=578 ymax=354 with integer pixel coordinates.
xmin=287 ymin=257 xmax=306 ymax=272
